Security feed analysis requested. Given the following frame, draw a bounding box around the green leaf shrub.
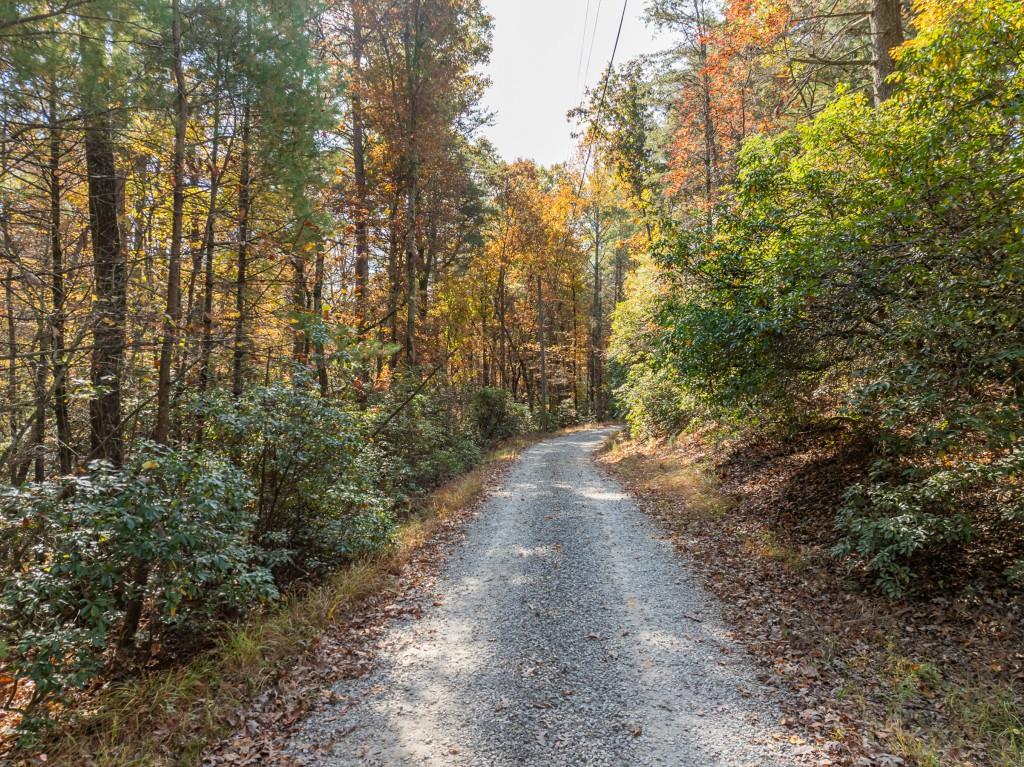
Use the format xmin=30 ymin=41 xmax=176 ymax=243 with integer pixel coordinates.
xmin=198 ymin=384 xmax=395 ymax=578
xmin=624 ymin=0 xmax=1024 ymax=591
xmin=0 ymin=444 xmax=270 ymax=717
xmin=616 ymin=362 xmax=694 ymax=440
xmin=470 ymin=386 xmax=534 ymax=443
xmin=609 ymin=252 xmax=698 ymax=439
xmin=370 ymin=381 xmax=483 ymax=501
xmin=835 ymin=446 xmax=1024 ymax=595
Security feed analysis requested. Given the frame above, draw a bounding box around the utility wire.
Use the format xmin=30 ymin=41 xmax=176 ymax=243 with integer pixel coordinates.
xmin=573 ymin=0 xmax=629 ymax=205
xmin=581 ymin=0 xmax=606 ymax=95
xmin=551 ymin=0 xmax=628 ymax=284
xmin=558 ymin=0 xmax=628 ymax=423
xmin=574 ymin=0 xmax=593 ymax=97
xmin=569 ymin=0 xmax=601 ymax=160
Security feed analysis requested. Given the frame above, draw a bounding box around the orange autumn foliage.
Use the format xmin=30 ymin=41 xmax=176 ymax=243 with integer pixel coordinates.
xmin=667 ymin=0 xmax=792 ymax=208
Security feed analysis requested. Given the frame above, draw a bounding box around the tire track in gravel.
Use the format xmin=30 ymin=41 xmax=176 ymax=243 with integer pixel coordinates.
xmin=288 ymin=428 xmax=817 ymax=766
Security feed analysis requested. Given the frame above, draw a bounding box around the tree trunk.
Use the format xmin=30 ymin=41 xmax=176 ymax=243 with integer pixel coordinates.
xmin=386 ymin=193 xmax=400 ymax=353
xmin=154 ymin=0 xmax=188 ymax=444
xmin=571 ymin=281 xmax=579 ymax=417
xmin=49 ymin=92 xmax=72 ymax=473
xmin=1 ymin=112 xmax=15 ymax=483
xmin=4 ymin=268 xmax=17 ymax=484
xmin=591 ymin=203 xmax=603 ymax=420
xmin=291 ymin=240 xmax=309 ymax=365
xmin=481 ymin=315 xmax=490 ymax=386
xmin=313 ymin=243 xmax=328 ymax=396
xmin=496 ymin=265 xmax=507 ymax=388
xmin=82 ymin=101 xmax=126 ymax=465
xmin=537 ymin=275 xmax=548 ymax=426
xmin=691 ymin=0 xmax=718 ymax=220
xmin=30 ymin=322 xmax=48 ymax=482
xmin=232 ymin=100 xmax=251 ymax=399
xmin=404 ymin=188 xmax=417 ymax=365
xmin=403 ymin=0 xmax=421 ymax=367
xmin=404 ymin=187 xmax=418 ymax=366
xmin=198 ymin=95 xmax=223 ymax=395
xmin=614 ymin=245 xmax=626 ymax=303
xmin=870 ymin=0 xmax=904 ymax=105
xmin=351 ymin=3 xmax=371 ymax=331
xmin=117 ymin=559 xmax=149 ymax=661
xmin=417 ymin=219 xmax=436 ymax=323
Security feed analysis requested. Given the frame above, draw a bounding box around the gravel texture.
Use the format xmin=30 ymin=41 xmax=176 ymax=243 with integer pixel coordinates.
xmin=289 ymin=428 xmax=812 ymax=766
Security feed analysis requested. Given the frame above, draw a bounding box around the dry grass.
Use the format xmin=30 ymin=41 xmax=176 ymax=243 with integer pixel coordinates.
xmin=601 ymin=434 xmax=814 ymax=574
xmin=741 ymin=530 xmax=809 ymax=574
xmin=9 ymin=433 xmax=542 ymax=767
xmin=601 ymin=432 xmax=730 ymax=524
xmin=884 ymin=653 xmax=1024 ymax=767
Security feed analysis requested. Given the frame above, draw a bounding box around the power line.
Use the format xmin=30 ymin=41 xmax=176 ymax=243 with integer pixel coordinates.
xmin=573 ymin=0 xmax=628 ymax=204
xmin=551 ymin=0 xmax=627 ymax=274
xmin=574 ymin=0 xmax=593 ymax=98
xmin=582 ymin=0 xmax=605 ymax=95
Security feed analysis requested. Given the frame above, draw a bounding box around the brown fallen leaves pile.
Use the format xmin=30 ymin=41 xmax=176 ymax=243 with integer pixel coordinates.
xmin=599 ymin=426 xmax=1024 ymax=767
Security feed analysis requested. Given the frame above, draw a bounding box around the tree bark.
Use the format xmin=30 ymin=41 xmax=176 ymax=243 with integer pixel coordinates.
xmin=30 ymin=322 xmax=48 ymax=482
xmin=403 ymin=0 xmax=421 ymax=366
xmin=537 ymin=275 xmax=548 ymax=426
xmin=689 ymin=0 xmax=718 ymax=221
xmin=386 ymin=192 xmax=400 ymax=355
xmin=290 ymin=240 xmax=309 ymax=365
xmin=591 ymin=201 xmax=603 ymax=420
xmin=232 ymin=100 xmax=251 ymax=399
xmin=198 ymin=95 xmax=223 ymax=395
xmin=351 ymin=2 xmax=371 ymax=331
xmin=404 ymin=170 xmax=417 ymax=367
xmin=481 ymin=316 xmax=490 ymax=386
xmin=870 ymin=0 xmax=904 ymax=104
xmin=82 ymin=97 xmax=126 ymax=465
xmin=313 ymin=243 xmax=328 ymax=396
xmin=404 ymin=188 xmax=417 ymax=365
xmin=154 ymin=0 xmax=188 ymax=444
xmin=48 ymin=91 xmax=72 ymax=473
xmin=571 ymin=281 xmax=579 ymax=417
xmin=4 ymin=268 xmax=17 ymax=484
xmin=496 ymin=265 xmax=507 ymax=388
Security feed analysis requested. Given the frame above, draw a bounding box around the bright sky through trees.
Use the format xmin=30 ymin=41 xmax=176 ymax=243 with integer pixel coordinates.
xmin=481 ymin=0 xmax=664 ymax=166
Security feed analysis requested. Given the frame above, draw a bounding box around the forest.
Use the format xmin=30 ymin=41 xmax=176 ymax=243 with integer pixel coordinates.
xmin=0 ymin=0 xmax=1022 ymax=762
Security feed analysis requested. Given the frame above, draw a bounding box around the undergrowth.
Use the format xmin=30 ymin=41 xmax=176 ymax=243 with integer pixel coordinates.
xmin=5 ymin=435 xmax=539 ymax=767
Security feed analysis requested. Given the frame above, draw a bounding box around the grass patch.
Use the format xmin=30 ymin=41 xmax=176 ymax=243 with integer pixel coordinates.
xmin=10 ymin=433 xmax=542 ymax=767
xmin=957 ymin=686 xmax=1024 ymax=764
xmin=883 ymin=647 xmax=1024 ymax=765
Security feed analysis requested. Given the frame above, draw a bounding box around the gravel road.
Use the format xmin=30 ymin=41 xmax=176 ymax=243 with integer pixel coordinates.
xmin=290 ymin=428 xmax=811 ymax=766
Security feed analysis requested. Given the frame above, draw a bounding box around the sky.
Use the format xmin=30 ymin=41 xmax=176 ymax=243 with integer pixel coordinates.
xmin=480 ymin=0 xmax=666 ymax=167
